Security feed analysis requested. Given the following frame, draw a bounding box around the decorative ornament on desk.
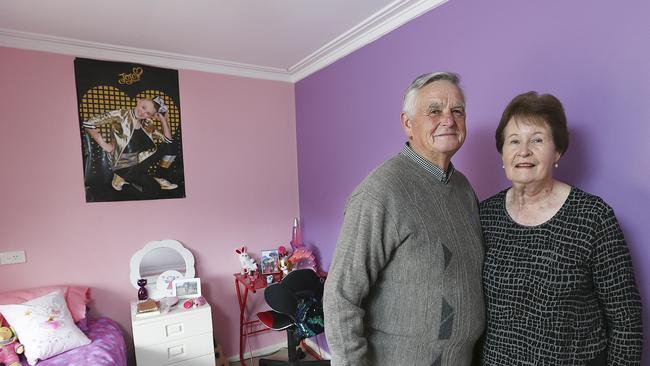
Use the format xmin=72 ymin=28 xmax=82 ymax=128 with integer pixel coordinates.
xmin=159 ymin=296 xmax=179 ymax=314
xmin=235 ymin=246 xmax=258 ymax=275
xmin=290 ymin=217 xmax=303 ymax=251
xmin=289 ymin=248 xmax=318 ymax=272
xmin=137 ymin=279 xmax=148 ymax=301
xmin=277 ymin=245 xmax=293 ymax=276
xmin=157 ymin=270 xmax=184 ymax=297
xmin=183 ymin=296 xmax=206 ymax=309
xmin=287 ymin=217 xmax=318 ymax=272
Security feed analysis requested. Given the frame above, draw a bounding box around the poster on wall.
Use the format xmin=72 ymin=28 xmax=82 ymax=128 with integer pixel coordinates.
xmin=74 ymin=58 xmax=186 ymax=202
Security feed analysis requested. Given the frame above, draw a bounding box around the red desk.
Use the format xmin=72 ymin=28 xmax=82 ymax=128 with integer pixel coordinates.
xmin=233 ymin=272 xmax=281 ymax=365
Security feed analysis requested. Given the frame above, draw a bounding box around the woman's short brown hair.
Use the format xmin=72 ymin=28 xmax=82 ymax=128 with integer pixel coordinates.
xmin=495 ymin=91 xmax=570 ymax=155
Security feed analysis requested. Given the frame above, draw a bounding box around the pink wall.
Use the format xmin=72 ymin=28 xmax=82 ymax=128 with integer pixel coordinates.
xmin=0 ymin=46 xmax=298 ymax=360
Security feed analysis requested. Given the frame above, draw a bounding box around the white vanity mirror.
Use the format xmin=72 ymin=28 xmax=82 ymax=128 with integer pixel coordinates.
xmin=130 ymin=239 xmax=195 ymax=299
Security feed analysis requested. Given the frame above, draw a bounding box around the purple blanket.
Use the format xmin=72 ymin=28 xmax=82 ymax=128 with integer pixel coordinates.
xmin=20 ymin=317 xmax=126 ymax=366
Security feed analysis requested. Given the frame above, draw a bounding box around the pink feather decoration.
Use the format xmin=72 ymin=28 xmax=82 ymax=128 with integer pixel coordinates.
xmin=288 ymin=248 xmax=317 ymax=272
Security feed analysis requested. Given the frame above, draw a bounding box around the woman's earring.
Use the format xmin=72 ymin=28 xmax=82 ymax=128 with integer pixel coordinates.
xmin=502 ymin=165 xmax=505 ymax=169
xmin=554 ymin=163 xmax=559 ymax=168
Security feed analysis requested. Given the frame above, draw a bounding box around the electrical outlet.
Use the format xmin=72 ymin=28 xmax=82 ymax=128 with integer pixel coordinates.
xmin=0 ymin=250 xmax=26 ymax=264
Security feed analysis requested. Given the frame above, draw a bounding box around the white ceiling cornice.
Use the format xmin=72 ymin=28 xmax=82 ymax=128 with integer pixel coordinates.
xmin=0 ymin=0 xmax=446 ymax=83
xmin=0 ymin=28 xmax=294 ymax=82
xmin=290 ymin=0 xmax=447 ymax=82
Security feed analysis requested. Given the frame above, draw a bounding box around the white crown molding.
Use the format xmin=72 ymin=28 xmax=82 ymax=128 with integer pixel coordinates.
xmin=0 ymin=28 xmax=293 ymax=82
xmin=0 ymin=0 xmax=446 ymax=83
xmin=289 ymin=0 xmax=448 ymax=82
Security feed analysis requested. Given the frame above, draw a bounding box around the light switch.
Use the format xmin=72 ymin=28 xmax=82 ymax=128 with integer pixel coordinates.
xmin=0 ymin=250 xmax=26 ymax=265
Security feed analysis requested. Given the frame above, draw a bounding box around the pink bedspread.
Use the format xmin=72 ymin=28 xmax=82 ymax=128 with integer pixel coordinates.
xmin=20 ymin=317 xmax=126 ymax=366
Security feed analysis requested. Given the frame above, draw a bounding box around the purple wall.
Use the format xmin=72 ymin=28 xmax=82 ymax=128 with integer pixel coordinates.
xmin=296 ymin=0 xmax=650 ymax=357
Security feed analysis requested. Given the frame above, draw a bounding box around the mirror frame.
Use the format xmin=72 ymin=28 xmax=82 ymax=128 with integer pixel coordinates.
xmin=130 ymin=239 xmax=195 ymax=299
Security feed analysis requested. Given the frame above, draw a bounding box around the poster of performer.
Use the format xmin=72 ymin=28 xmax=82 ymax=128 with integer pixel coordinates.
xmin=74 ymin=58 xmax=186 ymax=202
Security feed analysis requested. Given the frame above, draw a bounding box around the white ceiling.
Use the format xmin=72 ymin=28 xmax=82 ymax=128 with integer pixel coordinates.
xmin=0 ymin=0 xmax=446 ymax=82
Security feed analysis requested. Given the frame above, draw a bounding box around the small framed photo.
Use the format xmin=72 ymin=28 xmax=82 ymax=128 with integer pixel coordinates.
xmin=172 ymin=277 xmax=202 ymax=299
xmin=260 ymin=249 xmax=280 ymax=274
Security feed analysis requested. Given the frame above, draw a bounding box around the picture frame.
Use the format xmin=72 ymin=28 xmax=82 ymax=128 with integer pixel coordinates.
xmin=171 ymin=277 xmax=201 ymax=299
xmin=260 ymin=249 xmax=280 ymax=274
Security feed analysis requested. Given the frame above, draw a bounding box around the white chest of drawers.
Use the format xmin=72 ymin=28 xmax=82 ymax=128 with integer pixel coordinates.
xmin=131 ymin=301 xmax=215 ymax=366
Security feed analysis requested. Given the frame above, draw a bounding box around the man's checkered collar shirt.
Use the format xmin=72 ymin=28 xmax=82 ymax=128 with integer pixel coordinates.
xmin=400 ymin=142 xmax=455 ymax=184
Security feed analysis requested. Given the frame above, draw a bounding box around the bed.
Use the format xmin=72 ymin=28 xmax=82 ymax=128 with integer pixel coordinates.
xmin=20 ymin=317 xmax=127 ymax=366
xmin=0 ymin=286 xmax=126 ymax=366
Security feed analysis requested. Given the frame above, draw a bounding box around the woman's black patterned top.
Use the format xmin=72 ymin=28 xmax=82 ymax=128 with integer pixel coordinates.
xmin=480 ymin=186 xmax=642 ymax=365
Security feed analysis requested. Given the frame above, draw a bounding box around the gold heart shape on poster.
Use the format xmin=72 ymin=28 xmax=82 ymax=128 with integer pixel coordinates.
xmin=78 ymin=86 xmax=180 ymax=142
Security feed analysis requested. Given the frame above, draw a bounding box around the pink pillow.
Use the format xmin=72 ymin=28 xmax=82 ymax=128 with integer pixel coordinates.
xmin=0 ymin=286 xmax=90 ymax=323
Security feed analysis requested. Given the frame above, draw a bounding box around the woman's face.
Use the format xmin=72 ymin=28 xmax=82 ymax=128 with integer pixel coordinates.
xmin=501 ymin=116 xmax=561 ymax=186
xmin=134 ymin=99 xmax=156 ymax=120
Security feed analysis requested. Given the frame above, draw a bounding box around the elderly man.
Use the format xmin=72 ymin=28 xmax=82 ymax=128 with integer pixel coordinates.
xmin=323 ymin=72 xmax=485 ymax=366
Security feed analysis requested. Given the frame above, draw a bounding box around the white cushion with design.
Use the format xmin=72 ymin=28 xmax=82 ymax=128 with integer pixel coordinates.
xmin=0 ymin=290 xmax=90 ymax=365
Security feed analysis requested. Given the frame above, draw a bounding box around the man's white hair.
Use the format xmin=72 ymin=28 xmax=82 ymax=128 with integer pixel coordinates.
xmin=402 ymin=72 xmax=464 ymax=117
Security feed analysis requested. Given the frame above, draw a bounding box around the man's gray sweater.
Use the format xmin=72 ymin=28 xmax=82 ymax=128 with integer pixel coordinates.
xmin=323 ymin=153 xmax=485 ymax=366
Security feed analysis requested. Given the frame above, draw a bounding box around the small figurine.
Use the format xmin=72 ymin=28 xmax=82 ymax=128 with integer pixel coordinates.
xmin=183 ymin=296 xmax=206 ymax=309
xmin=278 ymin=256 xmax=292 ymax=276
xmin=277 ymin=245 xmax=293 ymax=276
xmin=137 ymin=278 xmax=148 ymax=300
xmin=278 ymin=245 xmax=289 ymax=258
xmin=235 ymin=246 xmax=258 ymax=275
xmin=0 ymin=326 xmax=24 ymax=366
xmin=193 ymin=296 xmax=207 ymax=307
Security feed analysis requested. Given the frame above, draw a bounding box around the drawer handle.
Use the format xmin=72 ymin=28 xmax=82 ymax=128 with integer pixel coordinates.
xmin=165 ymin=322 xmax=183 ymax=336
xmin=168 ymin=344 xmax=185 ymax=359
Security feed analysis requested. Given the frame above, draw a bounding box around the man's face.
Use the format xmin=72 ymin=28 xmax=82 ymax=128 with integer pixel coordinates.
xmin=400 ymin=80 xmax=466 ymax=168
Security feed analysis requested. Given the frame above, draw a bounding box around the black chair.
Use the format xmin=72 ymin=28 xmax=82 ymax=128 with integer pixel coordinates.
xmin=256 ymin=269 xmax=330 ymax=366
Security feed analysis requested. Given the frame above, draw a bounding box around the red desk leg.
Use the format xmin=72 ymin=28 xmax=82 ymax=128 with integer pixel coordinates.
xmin=235 ymin=277 xmax=250 ymax=366
xmin=234 ymin=273 xmax=275 ymax=365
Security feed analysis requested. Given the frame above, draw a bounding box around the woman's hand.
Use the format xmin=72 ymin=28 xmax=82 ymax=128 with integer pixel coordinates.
xmin=86 ymin=128 xmax=115 ymax=153
xmin=154 ymin=112 xmax=167 ymax=122
xmin=155 ymin=112 xmax=173 ymax=141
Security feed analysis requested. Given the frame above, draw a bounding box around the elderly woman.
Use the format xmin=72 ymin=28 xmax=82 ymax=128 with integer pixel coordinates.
xmin=480 ymin=92 xmax=642 ymax=365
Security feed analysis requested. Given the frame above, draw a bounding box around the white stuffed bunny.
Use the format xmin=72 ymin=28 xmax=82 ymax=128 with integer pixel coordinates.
xmin=235 ymin=246 xmax=258 ymax=274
